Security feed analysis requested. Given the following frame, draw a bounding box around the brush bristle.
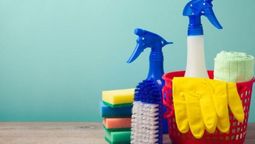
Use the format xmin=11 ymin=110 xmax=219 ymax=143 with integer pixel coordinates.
xmin=131 ymin=103 xmax=160 ymax=144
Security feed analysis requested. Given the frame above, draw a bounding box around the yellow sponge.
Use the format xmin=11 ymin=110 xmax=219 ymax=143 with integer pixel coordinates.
xmin=102 ymin=88 xmax=135 ymax=106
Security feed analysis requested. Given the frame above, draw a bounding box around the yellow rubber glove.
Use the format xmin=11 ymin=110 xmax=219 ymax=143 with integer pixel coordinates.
xmin=207 ymin=80 xmax=244 ymax=132
xmin=206 ymin=79 xmax=230 ymax=133
xmin=172 ymin=77 xmax=244 ymax=139
xmin=197 ymin=80 xmax=217 ymax=134
xmin=173 ymin=78 xmax=207 ymax=138
xmin=227 ymin=82 xmax=244 ymax=122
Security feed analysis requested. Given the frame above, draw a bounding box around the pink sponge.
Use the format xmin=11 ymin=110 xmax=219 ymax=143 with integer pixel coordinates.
xmin=103 ymin=118 xmax=131 ymax=129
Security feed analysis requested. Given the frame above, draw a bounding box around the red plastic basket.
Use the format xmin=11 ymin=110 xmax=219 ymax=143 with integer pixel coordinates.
xmin=162 ymin=71 xmax=255 ymax=144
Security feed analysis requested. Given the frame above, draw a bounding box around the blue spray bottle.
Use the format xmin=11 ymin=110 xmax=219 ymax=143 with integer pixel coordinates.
xmin=128 ymin=28 xmax=172 ymax=144
xmin=184 ymin=0 xmax=222 ymax=77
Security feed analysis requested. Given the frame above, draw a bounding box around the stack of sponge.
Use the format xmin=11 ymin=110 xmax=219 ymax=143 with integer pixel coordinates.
xmin=101 ymin=88 xmax=134 ymax=144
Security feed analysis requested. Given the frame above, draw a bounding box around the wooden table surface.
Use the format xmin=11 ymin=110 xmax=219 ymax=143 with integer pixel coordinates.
xmin=0 ymin=122 xmax=254 ymax=144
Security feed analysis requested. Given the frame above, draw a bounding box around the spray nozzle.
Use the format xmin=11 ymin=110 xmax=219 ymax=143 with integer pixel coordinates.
xmin=183 ymin=0 xmax=222 ymax=35
xmin=127 ymin=28 xmax=172 ymax=63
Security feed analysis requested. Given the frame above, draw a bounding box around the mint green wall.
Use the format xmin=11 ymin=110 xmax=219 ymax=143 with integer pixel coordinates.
xmin=0 ymin=0 xmax=254 ymax=122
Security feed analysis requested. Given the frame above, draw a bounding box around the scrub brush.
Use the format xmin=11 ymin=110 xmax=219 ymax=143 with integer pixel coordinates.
xmin=127 ymin=28 xmax=173 ymax=144
xmin=131 ymin=80 xmax=162 ymax=144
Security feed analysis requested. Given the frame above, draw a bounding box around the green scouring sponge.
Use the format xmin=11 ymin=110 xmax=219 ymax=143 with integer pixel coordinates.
xmin=104 ymin=129 xmax=131 ymax=144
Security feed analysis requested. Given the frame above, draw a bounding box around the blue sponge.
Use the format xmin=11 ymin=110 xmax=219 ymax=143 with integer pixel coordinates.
xmin=101 ymin=102 xmax=132 ymax=118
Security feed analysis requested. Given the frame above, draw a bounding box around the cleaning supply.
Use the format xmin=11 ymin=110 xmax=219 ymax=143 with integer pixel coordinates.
xmin=172 ymin=77 xmax=244 ymax=138
xmin=105 ymin=129 xmax=131 ymax=144
xmin=103 ymin=118 xmax=131 ymax=130
xmin=101 ymin=89 xmax=134 ymax=144
xmin=214 ymin=51 xmax=254 ymax=82
xmin=131 ymin=84 xmax=162 ymax=144
xmin=102 ymin=88 xmax=134 ymax=107
xmin=127 ymin=28 xmax=173 ymax=143
xmin=184 ymin=0 xmax=223 ymax=77
xmin=163 ymin=71 xmax=255 ymax=144
xmin=101 ymin=102 xmax=132 ymax=118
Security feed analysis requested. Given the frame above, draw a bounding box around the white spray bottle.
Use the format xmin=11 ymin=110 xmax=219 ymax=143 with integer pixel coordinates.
xmin=183 ymin=0 xmax=222 ymax=77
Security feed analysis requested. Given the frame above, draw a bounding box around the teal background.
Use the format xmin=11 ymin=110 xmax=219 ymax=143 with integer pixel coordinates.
xmin=0 ymin=0 xmax=254 ymax=122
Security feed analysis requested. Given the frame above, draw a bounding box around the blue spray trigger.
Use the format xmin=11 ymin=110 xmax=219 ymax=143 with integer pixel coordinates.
xmin=204 ymin=7 xmax=222 ymax=29
xmin=127 ymin=28 xmax=173 ymax=64
xmin=183 ymin=0 xmax=222 ymax=35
